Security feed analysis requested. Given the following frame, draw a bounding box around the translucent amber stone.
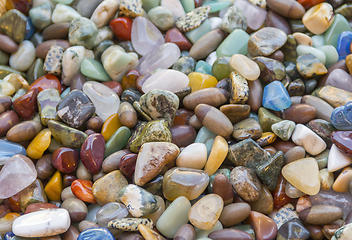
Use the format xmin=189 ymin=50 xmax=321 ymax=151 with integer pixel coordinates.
xmin=188 ymin=72 xmax=218 ymax=92
xmin=44 ymin=171 xmax=62 ymax=201
xmin=101 ymin=113 xmax=122 ymax=142
xmin=26 ymin=128 xmax=51 ymax=159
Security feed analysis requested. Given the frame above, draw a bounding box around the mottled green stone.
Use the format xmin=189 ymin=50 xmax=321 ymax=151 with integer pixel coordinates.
xmin=93 ymin=40 xmax=114 ymax=62
xmin=253 ymin=56 xmax=286 ymax=83
xmin=227 ymin=138 xmax=270 ymax=169
xmin=315 ymin=149 xmax=329 ymax=170
xmin=37 ymin=89 xmax=61 ymax=126
xmin=133 ymin=101 xmax=152 ymax=121
xmin=172 ymin=56 xmax=197 ymax=75
xmin=68 ymin=17 xmax=98 ymax=50
xmin=208 ymin=169 xmax=231 ymax=193
xmin=104 ymin=126 xmax=131 ymax=158
xmin=26 ymin=58 xmax=44 ymax=85
xmin=0 ymin=50 xmax=9 ymax=65
xmin=47 ymin=120 xmax=88 ymax=148
xmin=212 ymin=57 xmax=233 ymax=80
xmin=255 ymin=151 xmax=284 ymax=191
xmin=258 ymin=107 xmax=283 ymax=132
xmin=289 ymin=19 xmax=307 ymax=33
xmin=29 ymin=3 xmax=52 ymax=30
xmin=335 ymin=4 xmax=352 ymax=19
xmin=142 ymin=0 xmax=161 ymax=12
xmin=271 ymin=120 xmax=296 ymax=141
xmin=324 ymin=14 xmax=352 ymax=48
xmin=287 ymin=79 xmax=305 ymax=96
xmin=0 ymin=65 xmax=26 ymax=79
xmin=281 ymin=35 xmax=297 ymax=63
xmin=283 ymin=62 xmax=300 ymax=80
xmin=0 ymin=9 xmax=27 ymax=43
xmin=127 ymin=119 xmax=172 ymax=153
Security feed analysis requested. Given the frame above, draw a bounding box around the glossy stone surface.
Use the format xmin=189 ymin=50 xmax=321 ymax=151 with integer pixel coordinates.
xmin=0 ymin=9 xmax=27 ymax=43
xmin=37 ymin=88 xmax=61 ymax=126
xmin=230 ymin=166 xmax=261 ymax=202
xmin=292 ymin=124 xmax=326 ymax=155
xmin=77 ymin=227 xmax=114 ymax=240
xmin=263 ymin=81 xmax=291 ymax=111
xmin=26 ymin=128 xmax=51 ymax=159
xmin=244 ymin=211 xmax=277 ymax=240
xmin=216 ymin=29 xmax=249 ymax=57
xmin=165 ymin=28 xmax=192 ymax=51
xmin=0 ymin=140 xmax=26 ymax=165
xmin=302 ymin=3 xmax=334 ymax=35
xmin=71 ymin=179 xmax=96 ymax=204
xmin=328 ymin=144 xmax=352 ymax=172
xmin=48 ymin=120 xmax=87 ymax=148
xmin=80 ymin=133 xmax=105 ymax=174
xmin=52 ymin=147 xmax=79 ymax=174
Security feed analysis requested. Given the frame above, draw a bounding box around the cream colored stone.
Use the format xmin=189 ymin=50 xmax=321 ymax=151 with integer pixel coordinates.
xmin=332 ymin=167 xmax=352 ymax=192
xmin=319 ymin=168 xmax=334 ymax=190
xmin=293 ymin=32 xmax=313 ymax=46
xmin=328 ymin=144 xmax=352 ymax=172
xmin=176 ymin=143 xmax=207 ymax=169
xmin=230 ymin=54 xmax=260 ymax=81
xmin=3 ymin=74 xmax=29 ymax=91
xmin=302 ymin=2 xmax=334 ymax=35
xmin=52 ymin=3 xmax=81 ymax=23
xmin=91 ymin=0 xmax=120 ymax=28
xmin=291 ymin=124 xmax=326 ymax=155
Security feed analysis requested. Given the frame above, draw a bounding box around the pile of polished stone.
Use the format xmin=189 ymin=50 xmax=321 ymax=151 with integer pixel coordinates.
xmin=1 ymin=0 xmax=352 ymax=239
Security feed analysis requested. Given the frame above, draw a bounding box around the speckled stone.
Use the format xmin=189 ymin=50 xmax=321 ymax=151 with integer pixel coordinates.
xmin=256 ymin=151 xmax=284 ymax=191
xmin=229 ymin=70 xmax=249 ymax=104
xmin=43 ymin=45 xmax=64 ymax=75
xmin=248 ymin=27 xmax=287 ymax=57
xmin=232 ymin=118 xmax=263 ymax=141
xmin=175 ymin=6 xmax=211 ymax=32
xmin=253 ymin=56 xmax=286 ymax=83
xmin=48 ymin=120 xmax=88 ymax=148
xmin=220 ymin=5 xmax=247 ymax=33
xmin=296 ymin=53 xmax=328 ymax=78
xmin=119 ymin=0 xmax=143 ymax=18
xmin=172 ymin=56 xmax=197 ymax=75
xmin=273 ymin=204 xmax=299 ymax=229
xmin=0 ymin=9 xmax=27 ymax=43
xmin=139 ymin=89 xmax=179 ymax=126
xmin=69 ymin=17 xmax=98 ymax=50
xmin=271 ymin=120 xmax=296 ymax=141
xmin=108 ymin=218 xmax=153 ymax=231
xmin=37 ymin=88 xmax=61 ymax=125
xmin=119 ymin=184 xmax=159 ymax=218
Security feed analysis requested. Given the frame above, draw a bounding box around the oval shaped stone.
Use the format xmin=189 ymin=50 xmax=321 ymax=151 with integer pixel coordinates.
xmin=80 ymin=133 xmax=105 ymax=174
xmin=173 ymin=224 xmax=196 ymax=240
xmin=302 ymin=3 xmax=334 ymax=35
xmin=208 ymin=229 xmax=253 ymax=240
xmin=282 ymin=103 xmax=317 ymax=124
xmin=219 ymin=203 xmax=251 ymax=227
xmin=267 ymin=0 xmax=305 ymax=19
xmin=61 ymin=197 xmax=88 ymax=223
xmin=77 ymin=227 xmax=114 ymax=240
xmin=52 ymin=147 xmax=79 ymax=174
xmin=230 ymin=54 xmax=260 ymax=81
xmin=183 ymin=88 xmax=229 ymax=110
xmin=299 ymin=205 xmax=343 ymax=225
xmin=9 ymin=40 xmax=36 ymax=72
xmin=171 ymin=125 xmax=196 ymax=148
xmin=176 ymin=143 xmax=207 ymax=169
xmin=189 ymin=29 xmax=225 ymax=60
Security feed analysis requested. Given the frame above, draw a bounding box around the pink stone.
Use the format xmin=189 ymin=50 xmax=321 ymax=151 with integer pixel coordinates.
xmin=233 ymin=0 xmax=267 ymax=30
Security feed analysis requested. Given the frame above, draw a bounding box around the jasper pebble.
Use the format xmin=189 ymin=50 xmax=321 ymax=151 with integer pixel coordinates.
xmin=108 ymin=218 xmax=153 ymax=231
xmin=230 ymin=166 xmax=261 ymax=202
xmin=175 ymin=6 xmax=211 ymax=32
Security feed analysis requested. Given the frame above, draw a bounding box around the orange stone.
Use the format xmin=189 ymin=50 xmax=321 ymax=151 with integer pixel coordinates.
xmin=71 ymin=179 xmax=97 ymax=204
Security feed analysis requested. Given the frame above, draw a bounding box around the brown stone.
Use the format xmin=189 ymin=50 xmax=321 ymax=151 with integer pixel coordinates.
xmin=267 ymin=0 xmax=306 ymax=19
xmin=213 ymin=174 xmax=233 ymax=205
xmin=35 ymin=40 xmax=70 ymax=59
xmin=247 ymin=80 xmax=263 ymax=112
xmin=299 ymin=205 xmax=343 ymax=225
xmin=219 ymin=202 xmax=251 ymax=227
xmin=282 ymin=104 xmax=317 ymax=124
xmin=0 ymin=33 xmax=18 ymax=54
xmin=42 ymin=22 xmax=70 ymax=41
xmin=220 ymin=104 xmax=250 ymax=124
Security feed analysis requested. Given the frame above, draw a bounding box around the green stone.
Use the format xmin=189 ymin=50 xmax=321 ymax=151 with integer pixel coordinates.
xmin=172 ymin=56 xmax=197 ymax=75
xmin=289 ymin=19 xmax=306 ymax=33
xmin=93 ymin=40 xmax=114 ymax=62
xmin=69 ymin=17 xmax=99 ymax=50
xmin=271 ymin=120 xmax=296 ymax=141
xmin=258 ymin=107 xmax=283 ymax=132
xmin=156 ymin=196 xmax=191 ymax=238
xmin=227 ymin=138 xmax=270 ymax=169
xmin=29 ymin=3 xmax=52 ymax=30
xmin=133 ymin=101 xmax=152 ymax=121
xmin=26 ymin=58 xmax=44 ymax=85
xmin=127 ymin=120 xmax=172 ymax=153
xmin=335 ymin=4 xmax=352 ymax=19
xmin=255 ymin=151 xmax=284 ymax=191
xmin=80 ymin=58 xmax=111 ymax=81
xmin=203 ymin=1 xmax=232 ymax=12
xmin=315 ymin=149 xmax=329 ymax=170
xmin=312 ymin=35 xmax=325 ymax=48
xmin=185 ymin=19 xmax=211 ymax=44
xmin=305 ymin=79 xmax=317 ymax=94
xmin=212 ymin=57 xmax=233 ymax=80
xmin=37 ymin=88 xmax=61 ymax=126
xmin=231 ymin=225 xmax=255 ymax=239
xmin=317 ymin=45 xmax=339 ymax=68
xmin=60 ymin=87 xmax=70 ymax=99
xmin=48 ymin=120 xmax=88 ymax=148
xmin=253 ymin=57 xmax=286 ymax=83
xmin=281 ymin=35 xmax=297 ymax=63
xmin=333 ymin=223 xmax=352 ymax=240
xmin=208 ymin=169 xmax=231 ymax=193
xmin=119 ymin=184 xmax=159 ymax=217
xmin=0 ymin=9 xmax=27 ymax=43
xmin=216 ymin=29 xmax=249 ymax=57
xmin=142 ymin=0 xmax=161 ymax=12
xmin=104 ymin=126 xmax=131 ymax=158
xmin=53 ymin=0 xmax=74 ymax=4
xmin=195 ymin=60 xmax=212 ymax=75
xmin=283 ymin=62 xmax=300 ymax=80
xmin=148 ymin=6 xmax=174 ymax=31
xmin=181 ymin=0 xmax=195 ymax=12
xmin=0 ymin=65 xmax=26 ymax=79
xmin=195 ymin=126 xmax=217 ymax=155
xmin=296 ymin=53 xmax=327 ymax=78
xmin=297 ymin=45 xmax=326 ymax=65
xmin=0 ymin=50 xmax=9 ymax=65
xmin=324 ymin=14 xmax=352 ymax=48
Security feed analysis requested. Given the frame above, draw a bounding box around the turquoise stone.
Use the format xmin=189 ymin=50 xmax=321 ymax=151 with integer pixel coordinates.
xmin=312 ymin=35 xmax=325 ymax=48
xmin=60 ymin=87 xmax=71 ymax=99
xmin=203 ymin=1 xmax=232 ymax=13
xmin=336 ymin=31 xmax=352 ymax=60
xmin=142 ymin=0 xmax=161 ymax=12
xmin=77 ymin=227 xmax=114 ymax=240
xmin=324 ymin=14 xmax=352 ymax=48
xmin=28 ymin=3 xmax=52 ymax=30
xmin=317 ymin=45 xmax=339 ymax=68
xmin=216 ymin=29 xmax=249 ymax=57
xmin=185 ymin=19 xmax=211 ymax=44
xmin=104 ymin=126 xmax=131 ymax=158
xmin=0 ymin=9 xmax=27 ymax=43
xmin=0 ymin=139 xmax=26 ymax=166
xmin=181 ymin=0 xmax=195 ymax=12
xmin=80 ymin=58 xmax=111 ymax=81
xmin=195 ymin=60 xmax=212 ymax=75
xmin=195 ymin=126 xmax=217 ymax=155
xmin=331 ymin=102 xmax=352 ymax=130
xmin=262 ymin=81 xmax=291 ymax=111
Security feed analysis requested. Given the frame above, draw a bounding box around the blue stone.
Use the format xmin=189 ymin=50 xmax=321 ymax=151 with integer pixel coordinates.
xmin=78 ymin=228 xmax=114 ymax=240
xmin=262 ymin=81 xmax=291 ymax=111
xmin=331 ymin=102 xmax=352 ymax=130
xmin=195 ymin=126 xmax=217 ymax=155
xmin=61 ymin=87 xmax=71 ymax=99
xmin=4 ymin=232 xmax=38 ymax=240
xmin=336 ymin=31 xmax=352 ymax=60
xmin=0 ymin=139 xmax=26 ymax=165
xmin=25 ymin=17 xmax=35 ymax=40
xmin=195 ymin=60 xmax=212 ymax=75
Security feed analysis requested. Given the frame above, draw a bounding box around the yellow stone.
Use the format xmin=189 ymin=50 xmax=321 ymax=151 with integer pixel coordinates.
xmin=292 ymin=33 xmax=313 ymax=46
xmin=256 ymin=132 xmax=277 ymax=147
xmin=101 ymin=113 xmax=122 ymax=142
xmin=44 ymin=171 xmax=63 ymax=201
xmin=229 ymin=54 xmax=260 ymax=81
xmin=204 ymin=136 xmax=228 ymax=176
xmin=0 ymin=0 xmax=6 ymax=18
xmin=332 ymin=167 xmax=352 ymax=192
xmin=282 ymin=157 xmax=320 ymax=195
xmin=0 ymin=212 xmax=20 ymax=235
xmin=302 ymin=3 xmax=334 ymax=35
xmin=188 ymin=72 xmax=218 ymax=92
xmin=188 ymin=194 xmax=224 ymax=230
xmin=319 ymin=168 xmax=334 ymax=191
xmin=346 ymin=54 xmax=352 ymax=74
xmin=138 ymin=224 xmax=165 ymax=240
xmin=314 ymin=85 xmax=352 ymax=108
xmin=3 ymin=73 xmax=29 ymax=91
xmin=0 ymin=81 xmax=15 ymax=97
xmin=27 ymin=128 xmax=51 ymax=159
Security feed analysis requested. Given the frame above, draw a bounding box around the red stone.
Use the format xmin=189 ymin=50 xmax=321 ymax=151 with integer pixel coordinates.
xmin=6 ymin=0 xmax=33 ymax=14
xmin=297 ymin=0 xmax=325 ymax=10
xmin=102 ymin=81 xmax=123 ymax=97
xmin=29 ymin=74 xmax=62 ymax=94
xmin=0 ymin=203 xmax=11 ymax=218
xmin=8 ymin=193 xmax=21 ymax=213
xmin=63 ymin=174 xmax=77 ymax=188
xmin=272 ymin=174 xmax=291 ymax=209
xmin=52 ymin=147 xmax=79 ymax=174
xmin=109 ymin=17 xmax=133 ymax=41
xmin=165 ymin=28 xmax=192 ymax=51
xmin=71 ymin=179 xmax=97 ymax=204
xmin=80 ymin=133 xmax=105 ymax=174
xmin=194 ymin=0 xmax=202 ymax=8
xmin=24 ymin=203 xmax=59 ymax=214
xmin=173 ymin=108 xmax=194 ymax=126
xmin=119 ymin=153 xmax=137 ymax=179
xmin=121 ymin=69 xmax=141 ymax=91
xmin=12 ymin=89 xmax=39 ymax=120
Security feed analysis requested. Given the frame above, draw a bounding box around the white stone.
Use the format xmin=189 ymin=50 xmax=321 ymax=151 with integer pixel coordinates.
xmin=136 ymin=43 xmax=180 ymax=75
xmin=161 ymin=0 xmax=185 ymax=20
xmin=9 ymin=40 xmax=36 ymax=72
xmin=52 ymin=3 xmax=81 ymax=23
xmin=328 ymin=144 xmax=352 ymax=172
xmin=94 ymin=26 xmax=114 ymax=46
xmin=206 ymin=51 xmax=218 ymax=66
xmin=83 ymin=81 xmax=120 ymax=121
xmin=176 ymin=143 xmax=207 ymax=169
xmin=90 ymin=0 xmax=120 ymax=28
xmin=12 ymin=209 xmax=70 ymax=237
xmin=62 ymin=46 xmax=94 ymax=86
xmin=291 ymin=124 xmax=326 ymax=155
xmin=230 ymin=54 xmax=260 ymax=81
xmin=142 ymin=69 xmax=189 ymax=93
xmin=209 ymin=17 xmax=223 ymax=30
xmin=101 ymin=46 xmax=139 ymax=82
